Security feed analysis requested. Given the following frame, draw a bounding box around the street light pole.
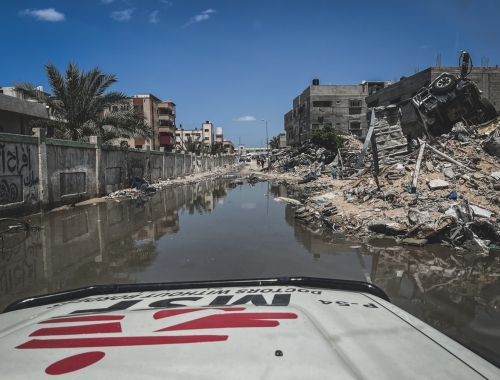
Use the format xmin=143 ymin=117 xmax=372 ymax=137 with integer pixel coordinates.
xmin=261 ymin=119 xmax=268 ymax=169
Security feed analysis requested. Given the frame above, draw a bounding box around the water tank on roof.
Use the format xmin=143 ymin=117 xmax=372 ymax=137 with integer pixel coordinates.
xmin=312 ymin=79 xmax=320 ymax=86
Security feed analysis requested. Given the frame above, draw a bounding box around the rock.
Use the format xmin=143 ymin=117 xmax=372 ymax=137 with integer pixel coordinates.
xmin=443 ymin=168 xmax=455 ymax=179
xmin=407 ymin=210 xmax=431 ymax=225
xmin=402 ymin=238 xmax=428 ymax=247
xmin=368 ymin=220 xmax=407 ymax=235
xmin=425 ymin=162 xmax=434 ymax=171
xmin=428 ymin=179 xmax=449 ymax=190
xmin=491 ymin=172 xmax=500 ymax=181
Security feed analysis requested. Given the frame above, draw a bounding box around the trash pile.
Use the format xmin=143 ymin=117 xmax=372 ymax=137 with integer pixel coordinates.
xmin=274 ymin=115 xmax=500 ymax=254
xmin=104 ymin=162 xmax=243 ymax=200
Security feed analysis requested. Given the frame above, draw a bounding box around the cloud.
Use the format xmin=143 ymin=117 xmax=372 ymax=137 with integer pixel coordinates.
xmin=149 ymin=10 xmax=159 ymax=23
xmin=232 ymin=116 xmax=256 ymax=122
xmin=101 ymin=0 xmax=115 ymax=3
xmin=420 ymin=45 xmax=427 ymax=49
xmin=159 ymin=0 xmax=173 ymax=6
xmin=110 ymin=8 xmax=135 ymax=21
xmin=19 ymin=8 xmax=65 ymax=22
xmin=184 ymin=9 xmax=215 ymax=27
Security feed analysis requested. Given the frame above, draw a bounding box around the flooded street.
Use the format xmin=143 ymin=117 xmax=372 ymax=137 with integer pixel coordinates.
xmin=2 ymin=179 xmax=500 ymax=361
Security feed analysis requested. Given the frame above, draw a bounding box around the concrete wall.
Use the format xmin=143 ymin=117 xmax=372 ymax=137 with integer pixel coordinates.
xmin=0 ymin=134 xmax=40 ymax=215
xmin=0 ymin=129 xmax=237 ymax=217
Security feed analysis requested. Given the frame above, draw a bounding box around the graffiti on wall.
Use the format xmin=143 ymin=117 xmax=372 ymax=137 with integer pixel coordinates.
xmin=0 ymin=143 xmax=39 ymax=205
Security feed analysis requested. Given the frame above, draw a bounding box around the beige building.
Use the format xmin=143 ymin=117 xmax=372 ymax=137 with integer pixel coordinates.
xmin=158 ymin=100 xmax=176 ymax=151
xmin=175 ymin=121 xmax=214 ymax=151
xmin=117 ymin=94 xmax=176 ymax=151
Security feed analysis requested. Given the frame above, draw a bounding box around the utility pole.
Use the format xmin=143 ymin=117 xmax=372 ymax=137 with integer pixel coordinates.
xmin=261 ymin=119 xmax=269 ymax=169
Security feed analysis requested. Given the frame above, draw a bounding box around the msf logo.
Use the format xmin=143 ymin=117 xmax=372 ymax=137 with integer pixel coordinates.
xmin=16 ymin=294 xmax=297 ymax=375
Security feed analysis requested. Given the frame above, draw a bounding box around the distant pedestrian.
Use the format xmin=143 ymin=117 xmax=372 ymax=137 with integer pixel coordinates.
xmin=261 ymin=158 xmax=265 ymax=169
xmin=331 ymin=166 xmax=337 ymax=180
xmin=257 ymin=159 xmax=260 ymax=166
xmin=338 ymin=167 xmax=342 ymax=179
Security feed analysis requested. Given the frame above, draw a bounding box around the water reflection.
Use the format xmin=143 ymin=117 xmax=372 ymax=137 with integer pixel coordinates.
xmin=0 ymin=179 xmax=230 ymax=311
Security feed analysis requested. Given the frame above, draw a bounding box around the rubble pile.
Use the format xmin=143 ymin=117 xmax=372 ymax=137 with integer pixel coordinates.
xmin=267 ymin=135 xmax=370 ymax=180
xmin=273 ymin=117 xmax=500 ymax=254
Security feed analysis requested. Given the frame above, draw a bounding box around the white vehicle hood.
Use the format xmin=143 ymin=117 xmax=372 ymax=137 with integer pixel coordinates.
xmin=0 ymin=285 xmax=498 ymax=379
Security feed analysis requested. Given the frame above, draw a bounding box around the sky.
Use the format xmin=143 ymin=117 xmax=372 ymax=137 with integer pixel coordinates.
xmin=1 ymin=0 xmax=500 ymax=147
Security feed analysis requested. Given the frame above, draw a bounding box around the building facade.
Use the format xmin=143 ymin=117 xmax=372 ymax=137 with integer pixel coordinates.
xmin=0 ymin=86 xmax=49 ymax=134
xmin=117 ymin=94 xmax=176 ymax=151
xmin=175 ymin=121 xmax=214 ymax=151
xmin=158 ymin=100 xmax=176 ymax=151
xmin=284 ymin=79 xmax=386 ymax=146
xmin=365 ymin=66 xmax=500 ymax=137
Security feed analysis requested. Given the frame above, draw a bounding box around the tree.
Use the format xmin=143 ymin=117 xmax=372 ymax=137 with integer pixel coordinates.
xmin=209 ymin=143 xmax=228 ymax=155
xmin=179 ymin=135 xmax=205 ymax=155
xmin=269 ymin=136 xmax=280 ymax=149
xmin=310 ymin=124 xmax=344 ymax=152
xmin=13 ymin=62 xmax=152 ymax=143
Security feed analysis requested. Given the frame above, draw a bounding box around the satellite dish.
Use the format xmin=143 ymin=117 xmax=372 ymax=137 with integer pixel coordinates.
xmin=361 ymin=80 xmax=367 ymax=85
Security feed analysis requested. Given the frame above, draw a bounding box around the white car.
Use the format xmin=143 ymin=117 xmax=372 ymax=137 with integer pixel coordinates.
xmin=1 ymin=277 xmax=499 ymax=379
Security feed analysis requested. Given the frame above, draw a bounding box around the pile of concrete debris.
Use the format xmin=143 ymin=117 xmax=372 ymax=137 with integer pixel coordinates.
xmin=275 ymin=115 xmax=500 ymax=254
xmin=267 ymin=134 xmax=366 ymax=181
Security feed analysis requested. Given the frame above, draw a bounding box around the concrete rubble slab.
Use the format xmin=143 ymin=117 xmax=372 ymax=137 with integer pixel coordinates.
xmin=428 ymin=179 xmax=450 ymax=190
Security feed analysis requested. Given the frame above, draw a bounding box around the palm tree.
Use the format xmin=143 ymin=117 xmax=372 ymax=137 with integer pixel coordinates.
xmin=269 ymin=136 xmax=280 ymax=149
xmin=179 ymin=135 xmax=206 ymax=155
xmin=209 ymin=142 xmax=228 ymax=155
xmin=13 ymin=62 xmax=152 ymax=143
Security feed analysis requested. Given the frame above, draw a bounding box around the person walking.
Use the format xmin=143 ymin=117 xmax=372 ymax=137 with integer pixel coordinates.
xmin=257 ymin=158 xmax=260 ymax=167
xmin=331 ymin=165 xmax=337 ymax=180
xmin=261 ymin=158 xmax=265 ymax=169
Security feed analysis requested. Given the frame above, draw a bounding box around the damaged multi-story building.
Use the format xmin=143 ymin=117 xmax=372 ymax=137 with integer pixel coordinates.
xmin=284 ymin=78 xmax=386 ymax=146
xmin=365 ymin=66 xmax=500 ymax=137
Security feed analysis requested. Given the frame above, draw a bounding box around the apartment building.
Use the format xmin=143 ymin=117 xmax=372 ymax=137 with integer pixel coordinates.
xmin=365 ymin=66 xmax=500 ymax=137
xmin=158 ymin=100 xmax=176 ymax=151
xmin=284 ymin=78 xmax=386 ymax=146
xmin=117 ymin=94 xmax=176 ymax=151
xmin=175 ymin=121 xmax=214 ymax=150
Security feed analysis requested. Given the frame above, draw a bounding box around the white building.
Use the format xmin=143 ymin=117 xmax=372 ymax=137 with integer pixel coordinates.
xmin=175 ymin=121 xmax=214 ymax=150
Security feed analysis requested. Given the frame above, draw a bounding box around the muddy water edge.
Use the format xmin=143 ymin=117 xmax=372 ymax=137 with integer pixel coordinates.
xmin=1 ymin=178 xmax=500 ymax=362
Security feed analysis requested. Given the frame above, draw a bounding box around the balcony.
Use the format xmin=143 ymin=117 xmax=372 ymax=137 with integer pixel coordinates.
xmin=159 ymin=136 xmax=174 ymax=146
xmin=158 ymin=126 xmax=175 ymax=134
xmin=159 ymin=114 xmax=175 ymax=122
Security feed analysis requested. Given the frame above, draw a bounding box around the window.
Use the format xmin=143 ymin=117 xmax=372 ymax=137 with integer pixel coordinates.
xmin=185 ymin=133 xmax=190 ymax=136
xmin=312 ymin=101 xmax=332 ymax=107
xmin=176 ymin=133 xmax=180 ymax=136
xmin=350 ymin=100 xmax=362 ymax=107
xmin=204 ymin=129 xmax=209 ymax=132
xmin=205 ymin=137 xmax=209 ymax=140
xmin=336 ymin=100 xmax=341 ymax=105
xmin=349 ymin=121 xmax=362 ymax=137
xmin=112 ymin=106 xmax=118 ymax=112
xmin=195 ymin=133 xmax=201 ymax=137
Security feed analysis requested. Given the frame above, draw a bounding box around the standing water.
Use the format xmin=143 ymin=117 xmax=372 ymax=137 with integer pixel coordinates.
xmin=1 ymin=179 xmax=500 ymax=360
